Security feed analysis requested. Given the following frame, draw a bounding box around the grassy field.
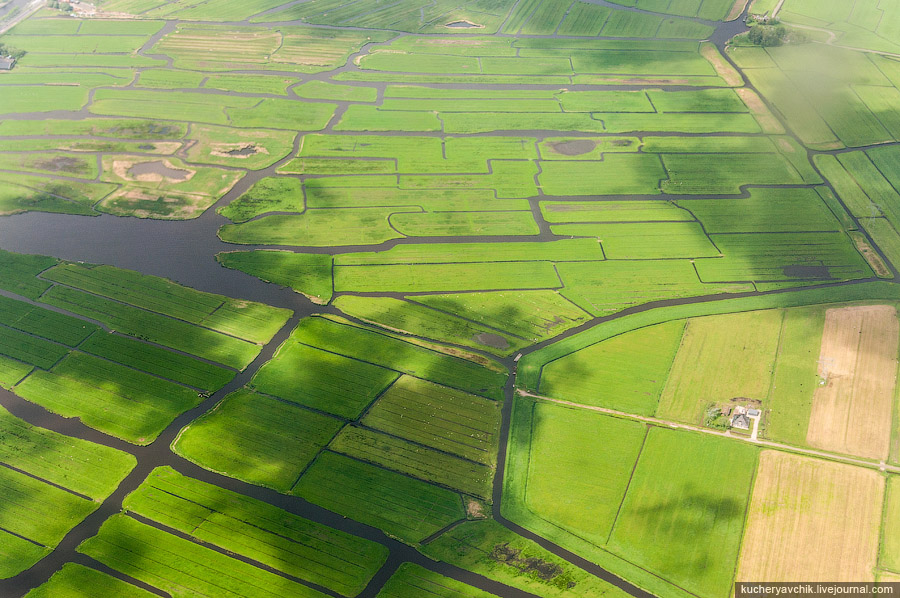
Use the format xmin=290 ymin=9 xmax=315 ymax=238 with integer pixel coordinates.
xmin=540 ymin=321 xmax=684 ymax=416
xmin=737 ymin=451 xmax=884 ymax=582
xmin=293 ymin=450 xmax=465 ymax=544
xmin=334 ymin=295 xmax=529 ymax=356
xmin=881 ymin=476 xmax=900 ymax=573
xmin=525 ymin=402 xmax=647 ymax=546
xmin=290 ymin=316 xmax=508 ymax=400
xmin=250 ymin=339 xmax=398 ymax=419
xmin=173 ymin=389 xmax=343 ymax=491
xmin=424 ymin=520 xmax=630 ymax=598
xmin=25 ymin=564 xmax=156 ymax=598
xmin=657 ymin=310 xmax=783 ymax=424
xmin=78 ymin=515 xmax=327 ymax=597
xmin=361 ymin=375 xmax=502 ymax=465
xmin=124 ymin=467 xmax=388 ymax=596
xmin=377 ymin=563 xmax=499 ymax=598
xmin=608 ymin=428 xmax=758 ymax=598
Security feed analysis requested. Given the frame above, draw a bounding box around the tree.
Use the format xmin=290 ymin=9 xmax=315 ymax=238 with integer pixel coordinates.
xmin=748 ymin=24 xmax=787 ymax=47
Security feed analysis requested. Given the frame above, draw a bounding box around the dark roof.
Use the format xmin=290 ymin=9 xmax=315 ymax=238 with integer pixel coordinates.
xmin=731 ymin=414 xmax=751 ymax=429
xmin=0 ymin=57 xmax=15 ymax=70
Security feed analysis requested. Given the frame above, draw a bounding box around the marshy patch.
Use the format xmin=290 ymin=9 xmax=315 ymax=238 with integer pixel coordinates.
xmin=783 ymin=264 xmax=830 ymax=278
xmin=446 ymin=20 xmax=483 ymax=28
xmin=474 ymin=332 xmax=509 ymax=349
xmin=36 ymin=155 xmax=87 ymax=174
xmin=549 ymin=139 xmax=596 ymax=156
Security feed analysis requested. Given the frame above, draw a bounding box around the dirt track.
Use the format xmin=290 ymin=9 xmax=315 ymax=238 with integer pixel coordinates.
xmin=806 ymin=305 xmax=899 ymax=460
xmin=737 ymin=450 xmax=883 ymax=582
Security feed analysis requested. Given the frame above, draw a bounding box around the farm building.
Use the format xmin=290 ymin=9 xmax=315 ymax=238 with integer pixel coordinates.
xmin=0 ymin=57 xmax=15 ymax=70
xmin=731 ymin=413 xmax=751 ymax=430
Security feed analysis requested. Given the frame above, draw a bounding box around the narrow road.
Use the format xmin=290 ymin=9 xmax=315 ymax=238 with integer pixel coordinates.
xmin=0 ymin=0 xmax=42 ymax=35
xmin=518 ymin=390 xmax=900 ymax=473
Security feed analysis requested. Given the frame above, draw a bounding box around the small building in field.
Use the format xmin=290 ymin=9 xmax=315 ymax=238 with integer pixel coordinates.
xmin=747 ymin=408 xmax=761 ymax=417
xmin=0 ymin=57 xmax=16 ymax=71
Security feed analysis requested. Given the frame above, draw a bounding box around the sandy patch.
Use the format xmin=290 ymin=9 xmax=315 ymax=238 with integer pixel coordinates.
xmin=736 ymin=88 xmax=785 ymax=134
xmin=737 ymin=450 xmax=883 ymax=582
xmin=726 ymin=0 xmax=750 ymax=20
xmin=806 ymin=305 xmax=898 ymax=460
xmin=701 ymin=43 xmax=743 ymax=87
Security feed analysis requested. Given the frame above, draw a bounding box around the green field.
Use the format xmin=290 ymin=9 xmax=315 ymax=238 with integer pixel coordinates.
xmin=657 ymin=310 xmax=783 ymax=423
xmin=525 ymin=403 xmax=647 ymax=546
xmin=607 ymin=429 xmax=758 ymax=598
xmin=540 ymin=321 xmax=685 ymax=416
xmin=124 ymin=467 xmax=389 ymax=596
xmin=25 ymin=564 xmax=156 ymax=598
xmin=377 ymin=563 xmax=499 ymax=598
xmin=173 ymin=389 xmax=344 ymax=491
xmin=79 ymin=515 xmax=328 ymax=597
xmin=250 ymin=339 xmax=398 ymax=419
xmin=294 ymin=451 xmax=466 ymax=544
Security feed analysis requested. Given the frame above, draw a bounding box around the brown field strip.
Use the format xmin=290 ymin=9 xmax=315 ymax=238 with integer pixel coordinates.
xmin=806 ymin=305 xmax=899 ymax=460
xmin=737 ymin=450 xmax=884 ymax=583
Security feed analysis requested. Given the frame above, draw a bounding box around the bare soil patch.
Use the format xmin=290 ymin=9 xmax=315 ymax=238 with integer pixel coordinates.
xmin=474 ymin=332 xmax=509 ymax=350
xmin=701 ymin=44 xmax=743 ymax=87
xmin=737 ymin=450 xmax=883 ymax=582
xmin=114 ymin=158 xmax=195 ymax=183
xmin=549 ymin=140 xmax=596 ymax=156
xmin=805 ymin=305 xmax=898 ymax=459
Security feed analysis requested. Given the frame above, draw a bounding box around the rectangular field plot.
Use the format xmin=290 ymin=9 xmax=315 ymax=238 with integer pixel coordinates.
xmin=153 ymin=24 xmax=388 ymax=72
xmin=412 ymin=290 xmax=591 ymax=342
xmin=0 ymin=406 xmax=134 ymax=578
xmin=806 ymin=305 xmax=899 ymax=460
xmin=540 ymin=200 xmax=692 ymax=223
xmin=881 ymin=476 xmax=900 ymax=572
xmin=737 ymin=451 xmax=883 ymax=582
xmin=609 ymin=429 xmax=758 ymax=598
xmin=24 ymin=563 xmax=156 ymax=598
xmin=525 ymin=402 xmax=647 ymax=547
xmin=539 ymin=155 xmax=665 ymax=196
xmin=42 ymin=263 xmax=291 ymax=344
xmin=558 ymin=260 xmax=752 ymax=316
xmin=333 ymin=295 xmax=528 ymax=356
xmin=552 ymin=221 xmax=720 ymax=259
xmin=694 ymin=232 xmax=872 ymax=283
xmin=291 ymin=316 xmax=508 ymax=400
xmin=336 ymin=261 xmax=562 ymax=294
xmin=677 ymin=188 xmax=843 ymax=234
xmin=657 ymin=310 xmax=783 ymax=424
xmin=293 ymin=451 xmax=465 ymax=544
xmin=377 ymin=563 xmax=498 ymax=598
xmin=78 ymin=515 xmax=327 ymax=598
xmin=39 ymin=285 xmax=262 ymax=370
xmin=0 ymin=405 xmax=135 ymax=500
xmin=250 ymin=340 xmax=398 ymax=419
xmin=173 ymin=389 xmax=343 ymax=491
xmin=765 ymin=306 xmax=825 ymax=446
xmin=79 ymin=332 xmax=235 ymax=393
xmin=362 ymin=375 xmax=501 ymax=465
xmin=14 ymin=351 xmax=205 ymax=444
xmin=329 ymin=425 xmax=494 ymax=499
xmin=0 ymin=294 xmax=97 ymax=346
xmin=0 ymin=465 xmax=96 ymax=576
xmin=124 ymin=467 xmax=389 ymax=596
xmin=540 ymin=320 xmax=685 ymax=416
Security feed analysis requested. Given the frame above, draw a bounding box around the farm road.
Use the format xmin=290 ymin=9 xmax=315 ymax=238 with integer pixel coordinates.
xmin=519 ymin=390 xmax=900 ymax=473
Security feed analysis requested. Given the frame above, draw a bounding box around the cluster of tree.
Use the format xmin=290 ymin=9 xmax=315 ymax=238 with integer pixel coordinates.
xmin=48 ymin=0 xmax=74 ymax=11
xmin=748 ymin=24 xmax=788 ymax=46
xmin=0 ymin=42 xmax=25 ymax=59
